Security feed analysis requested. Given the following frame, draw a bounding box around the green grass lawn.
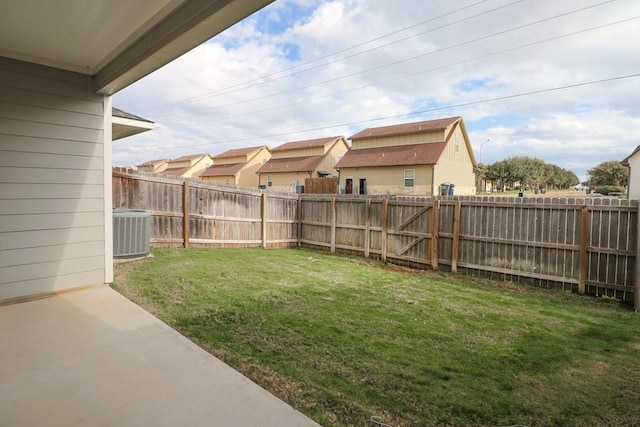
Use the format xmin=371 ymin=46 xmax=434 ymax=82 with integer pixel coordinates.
xmin=113 ymin=248 xmax=640 ymax=427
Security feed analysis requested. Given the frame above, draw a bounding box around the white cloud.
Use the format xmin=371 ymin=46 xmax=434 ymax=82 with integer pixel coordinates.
xmin=113 ymin=0 xmax=640 ymax=181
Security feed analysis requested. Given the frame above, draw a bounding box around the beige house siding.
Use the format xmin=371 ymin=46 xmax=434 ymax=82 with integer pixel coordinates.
xmin=237 ymin=148 xmax=269 ymax=187
xmin=339 ymin=165 xmax=434 ymax=195
xmin=262 ymin=139 xmax=348 ymax=193
xmin=272 ymin=146 xmax=323 ymax=158
xmin=351 ymin=131 xmax=445 ymax=149
xmin=203 ymin=147 xmax=270 ymax=188
xmin=627 ymin=152 xmax=640 ymax=200
xmin=262 ymin=171 xmax=311 ymax=192
xmin=0 ymin=58 xmax=107 ymax=302
xmin=316 ymin=139 xmax=348 ymax=177
xmin=187 ymin=157 xmax=213 ymax=178
xmin=433 ymin=125 xmax=476 ymax=195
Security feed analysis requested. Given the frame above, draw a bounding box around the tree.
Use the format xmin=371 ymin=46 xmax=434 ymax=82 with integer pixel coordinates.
xmin=484 ymin=156 xmax=579 ymax=191
xmin=587 ymin=160 xmax=628 ymax=186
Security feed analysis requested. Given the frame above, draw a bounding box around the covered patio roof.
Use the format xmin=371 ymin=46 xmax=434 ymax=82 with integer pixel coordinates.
xmin=0 ymin=0 xmax=275 ymax=94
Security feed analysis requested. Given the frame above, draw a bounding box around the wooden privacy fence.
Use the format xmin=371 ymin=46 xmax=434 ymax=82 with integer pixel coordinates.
xmin=113 ymin=168 xmax=640 ymax=307
xmin=113 ymin=168 xmax=298 ymax=249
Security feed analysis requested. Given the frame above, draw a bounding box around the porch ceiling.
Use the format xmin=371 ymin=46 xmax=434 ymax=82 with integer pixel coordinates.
xmin=0 ymin=0 xmax=274 ymax=94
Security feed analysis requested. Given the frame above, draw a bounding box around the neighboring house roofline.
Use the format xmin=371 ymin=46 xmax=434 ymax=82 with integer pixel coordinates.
xmin=136 ymin=158 xmax=169 ymax=167
xmin=214 ymin=145 xmax=269 ymax=159
xmin=170 ymin=153 xmax=211 ymax=162
xmin=201 ymin=163 xmax=245 ymax=177
xmin=621 ymin=145 xmax=640 ymax=166
xmin=162 ymin=166 xmax=192 ymax=176
xmin=256 ymin=155 xmax=325 ymax=174
xmin=349 ymin=116 xmax=460 ymax=140
xmin=335 ymin=142 xmax=447 ymax=169
xmin=271 ymin=136 xmax=345 ymax=152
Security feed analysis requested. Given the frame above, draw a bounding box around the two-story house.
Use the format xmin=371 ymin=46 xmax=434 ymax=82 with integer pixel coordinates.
xmin=334 ymin=117 xmax=477 ymax=196
xmin=200 ymin=145 xmax=271 ymax=187
xmin=256 ymin=136 xmax=349 ymax=193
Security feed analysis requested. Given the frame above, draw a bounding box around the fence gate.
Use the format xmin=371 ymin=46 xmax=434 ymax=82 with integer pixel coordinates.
xmin=385 ymin=200 xmax=437 ymax=268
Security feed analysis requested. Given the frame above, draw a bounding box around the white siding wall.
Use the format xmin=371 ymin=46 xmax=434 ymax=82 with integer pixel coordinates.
xmin=628 ymin=154 xmax=640 ymax=200
xmin=0 ymin=58 xmax=107 ymax=302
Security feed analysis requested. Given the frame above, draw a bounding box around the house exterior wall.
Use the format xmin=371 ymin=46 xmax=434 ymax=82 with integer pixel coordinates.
xmin=315 ymin=139 xmax=348 ymax=177
xmin=186 ymin=156 xmax=213 ymax=178
xmin=432 ymin=124 xmax=476 ymax=195
xmin=237 ymin=147 xmax=270 ymax=188
xmin=272 ymin=146 xmax=323 ymax=159
xmin=351 ymin=130 xmax=445 ymax=149
xmin=0 ymin=58 xmax=108 ymax=302
xmin=338 ymin=165 xmax=434 ymax=196
xmin=627 ymin=153 xmax=640 ymax=200
xmin=261 ymin=171 xmax=311 ymax=192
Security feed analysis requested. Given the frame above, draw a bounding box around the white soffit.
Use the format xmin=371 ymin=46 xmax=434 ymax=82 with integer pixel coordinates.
xmin=0 ymin=0 xmax=275 ymax=94
xmin=0 ymin=0 xmax=184 ymax=75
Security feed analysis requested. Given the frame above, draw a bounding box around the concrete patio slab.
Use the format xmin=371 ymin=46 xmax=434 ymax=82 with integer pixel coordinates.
xmin=0 ymin=286 xmax=320 ymax=427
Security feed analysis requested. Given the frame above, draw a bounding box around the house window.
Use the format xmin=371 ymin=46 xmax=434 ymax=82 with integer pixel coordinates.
xmin=455 ymin=135 xmax=461 ymax=153
xmin=225 ymin=178 xmax=230 ymax=185
xmin=267 ymin=175 xmax=273 ymax=187
xmin=404 ymin=169 xmax=415 ymax=187
xmin=338 ymin=150 xmax=344 ymax=159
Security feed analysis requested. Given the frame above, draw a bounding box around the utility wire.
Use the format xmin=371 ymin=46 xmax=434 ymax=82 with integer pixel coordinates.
xmin=148 ymin=0 xmax=619 ymax=119
xmin=151 ymin=72 xmax=640 ymax=151
xmin=178 ymin=0 xmax=526 ymax=103
xmin=137 ymin=0 xmax=498 ymax=111
xmin=177 ymin=15 xmax=640 ymax=125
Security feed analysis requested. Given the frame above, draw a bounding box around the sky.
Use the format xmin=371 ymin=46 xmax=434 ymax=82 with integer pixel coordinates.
xmin=113 ymin=0 xmax=640 ymax=182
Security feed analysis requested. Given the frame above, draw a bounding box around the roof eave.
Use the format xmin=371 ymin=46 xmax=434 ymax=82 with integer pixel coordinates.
xmin=95 ymin=0 xmax=275 ymax=94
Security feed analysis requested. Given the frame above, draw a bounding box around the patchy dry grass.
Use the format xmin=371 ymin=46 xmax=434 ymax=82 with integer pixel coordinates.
xmin=113 ymin=248 xmax=640 ymax=426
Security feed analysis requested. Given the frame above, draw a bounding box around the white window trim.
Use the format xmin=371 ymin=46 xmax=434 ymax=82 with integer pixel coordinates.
xmin=404 ymin=169 xmax=415 ymax=187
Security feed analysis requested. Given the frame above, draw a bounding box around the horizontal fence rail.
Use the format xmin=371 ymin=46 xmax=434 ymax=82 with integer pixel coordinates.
xmin=113 ymin=168 xmax=639 ymax=308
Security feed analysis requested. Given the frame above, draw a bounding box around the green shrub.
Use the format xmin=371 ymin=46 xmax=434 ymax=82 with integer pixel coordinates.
xmin=594 ymin=185 xmax=625 ymax=195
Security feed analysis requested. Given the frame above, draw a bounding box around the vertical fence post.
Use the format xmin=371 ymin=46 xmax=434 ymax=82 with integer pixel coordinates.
xmin=261 ymin=192 xmax=267 ymax=249
xmin=430 ymin=197 xmax=439 ymax=270
xmin=331 ymin=197 xmax=337 ymax=253
xmin=578 ymin=205 xmax=589 ymax=295
xmin=381 ymin=198 xmax=388 ymax=262
xmin=635 ymin=208 xmax=640 ymax=311
xmin=297 ymin=195 xmax=302 ymax=248
xmin=364 ymin=198 xmax=371 ymax=258
xmin=183 ymin=180 xmax=190 ymax=248
xmin=451 ymin=200 xmax=461 ymax=272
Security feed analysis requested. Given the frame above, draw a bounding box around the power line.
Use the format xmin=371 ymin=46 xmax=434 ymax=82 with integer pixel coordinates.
xmin=134 ymin=0 xmax=496 ymax=111
xmin=181 ymin=15 xmax=640 ymax=125
xmin=148 ymin=0 xmax=618 ymax=119
xmin=151 ymin=72 xmax=640 ymax=151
